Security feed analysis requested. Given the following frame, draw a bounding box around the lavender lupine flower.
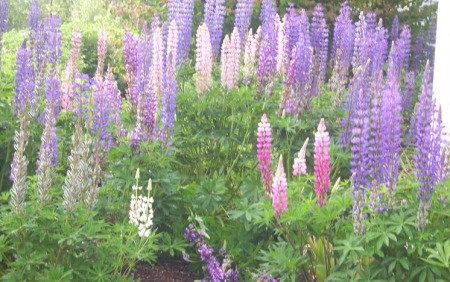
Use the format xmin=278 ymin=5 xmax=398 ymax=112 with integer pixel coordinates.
xmin=104 ymin=68 xmax=123 ymax=136
xmin=259 ymin=0 xmax=276 ymax=25
xmin=411 ymin=27 xmax=425 ymax=72
xmin=272 ymin=155 xmax=287 ymax=215
xmin=28 ymin=0 xmax=39 ymax=43
xmin=13 ymin=42 xmax=36 ymax=117
xmin=414 ymin=61 xmax=444 ymax=231
xmin=314 ymin=119 xmax=330 ymax=207
xmin=425 ymin=19 xmax=436 ymax=66
xmin=293 ymin=138 xmax=309 ymax=176
xmin=402 ymin=71 xmax=415 ymax=114
xmin=92 ymin=75 xmax=112 ymax=149
xmin=310 ymin=3 xmax=328 ymax=97
xmin=368 ymin=70 xmax=384 ymax=213
xmin=352 ymin=12 xmax=371 ymax=71
xmin=36 ymin=78 xmax=59 ymax=205
xmin=62 ymin=31 xmax=82 ymax=112
xmin=44 ymin=15 xmax=62 ymax=72
xmin=257 ymin=113 xmax=272 ymax=195
xmin=220 ymin=35 xmax=231 ymax=87
xmin=282 ymin=11 xmax=312 ymax=115
xmin=330 ymin=1 xmax=354 ymax=100
xmin=390 ymin=25 xmax=411 ymax=76
xmin=73 ymin=72 xmax=91 ymax=123
xmin=234 ymin=0 xmax=254 ymax=43
xmin=96 ymin=28 xmax=107 ymax=76
xmin=151 ymin=26 xmax=164 ymax=101
xmin=168 ymin=0 xmax=194 ymax=62
xmin=390 ymin=15 xmax=399 ymax=43
xmin=10 ymin=113 xmax=30 ymax=212
xmin=160 ymin=53 xmax=177 ymax=147
xmin=369 ymin=19 xmax=388 ymax=77
xmin=132 ymin=80 xmax=157 ymax=148
xmin=257 ymin=13 xmax=278 ymax=95
xmin=184 ymin=225 xmax=239 ymax=282
xmin=381 ymin=60 xmax=402 ymax=209
xmin=0 ymin=0 xmax=9 ymax=68
xmin=123 ymin=30 xmax=138 ymax=106
xmin=166 ymin=20 xmax=179 ymax=72
xmin=203 ymin=0 xmax=226 ymax=56
xmin=242 ymin=28 xmax=260 ymax=85
xmin=281 ymin=3 xmax=300 ymax=71
xmin=195 ymin=23 xmax=213 ymax=95
xmin=133 ymin=24 xmax=152 ymax=111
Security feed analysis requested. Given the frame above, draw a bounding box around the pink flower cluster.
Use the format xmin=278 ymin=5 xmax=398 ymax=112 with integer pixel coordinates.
xmin=257 ymin=113 xmax=272 ymax=194
xmin=195 ymin=23 xmax=213 ymax=94
xmin=220 ymin=27 xmax=241 ymax=89
xmin=272 ymin=155 xmax=287 ymax=215
xmin=314 ymin=118 xmax=330 ymax=207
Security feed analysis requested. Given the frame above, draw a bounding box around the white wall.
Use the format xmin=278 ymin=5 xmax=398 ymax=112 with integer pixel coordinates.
xmin=433 ymin=0 xmax=450 ymax=141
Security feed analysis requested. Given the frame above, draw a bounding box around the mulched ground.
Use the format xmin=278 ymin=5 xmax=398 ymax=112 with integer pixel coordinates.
xmin=132 ymin=259 xmax=199 ymax=282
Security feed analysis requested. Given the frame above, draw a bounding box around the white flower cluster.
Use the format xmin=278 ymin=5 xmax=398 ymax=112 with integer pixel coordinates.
xmin=129 ymin=169 xmax=154 ymax=238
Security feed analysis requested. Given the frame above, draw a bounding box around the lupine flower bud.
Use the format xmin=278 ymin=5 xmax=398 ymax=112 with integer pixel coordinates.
xmin=195 ymin=23 xmax=213 ymax=95
xmin=257 ymin=113 xmax=272 ymax=194
xmin=293 ymin=138 xmax=309 ymax=176
xmin=272 ymin=155 xmax=287 ymax=215
xmin=314 ymin=118 xmax=330 ymax=207
xmin=96 ymin=28 xmax=107 ymax=75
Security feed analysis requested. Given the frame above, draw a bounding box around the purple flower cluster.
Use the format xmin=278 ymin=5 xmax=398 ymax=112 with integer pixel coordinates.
xmin=234 ymin=0 xmax=254 ymax=43
xmin=73 ymin=73 xmax=91 ymax=122
xmin=28 ymin=0 xmax=40 ymax=44
xmin=159 ymin=54 xmax=177 ymax=146
xmin=402 ymin=71 xmax=415 ymax=113
xmin=390 ymin=15 xmax=399 ymax=43
xmin=204 ymin=0 xmax=226 ymax=56
xmin=43 ymin=15 xmax=62 ymax=71
xmin=13 ymin=41 xmax=36 ymax=117
xmin=310 ymin=3 xmax=328 ymax=97
xmin=257 ymin=13 xmax=277 ymax=95
xmin=0 ymin=0 xmax=8 ymax=33
xmin=168 ymin=0 xmax=194 ymax=63
xmin=411 ymin=27 xmax=424 ymax=72
xmin=184 ymin=225 xmax=239 ymax=282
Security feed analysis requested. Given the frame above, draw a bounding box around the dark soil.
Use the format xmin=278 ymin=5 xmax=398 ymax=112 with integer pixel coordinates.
xmin=132 ymin=259 xmax=199 ymax=282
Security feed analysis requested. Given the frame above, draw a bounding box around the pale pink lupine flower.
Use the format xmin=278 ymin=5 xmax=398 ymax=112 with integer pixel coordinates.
xmin=272 ymin=155 xmax=288 ymax=215
xmin=151 ymin=26 xmax=164 ymax=101
xmin=167 ymin=20 xmax=179 ymax=71
xmin=293 ymin=137 xmax=309 ymax=176
xmin=195 ymin=23 xmax=213 ymax=95
xmin=242 ymin=28 xmax=260 ymax=85
xmin=314 ymin=118 xmax=331 ymax=207
xmin=220 ymin=35 xmax=230 ymax=87
xmin=227 ymin=27 xmax=241 ymax=89
xmin=257 ymin=113 xmax=272 ymax=194
xmin=96 ymin=28 xmax=107 ymax=76
xmin=276 ymin=15 xmax=286 ymax=76
xmin=61 ymin=31 xmax=82 ymax=112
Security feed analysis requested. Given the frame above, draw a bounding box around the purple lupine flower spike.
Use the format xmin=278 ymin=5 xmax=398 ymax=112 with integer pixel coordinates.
xmin=234 ymin=0 xmax=254 ymax=44
xmin=412 ymin=27 xmax=425 ymax=72
xmin=0 ymin=0 xmax=8 ymax=68
xmin=204 ymin=0 xmax=226 ymax=56
xmin=160 ymin=53 xmax=177 ymax=147
xmin=390 ymin=15 xmax=399 ymax=43
xmin=28 ymin=0 xmax=40 ymax=45
xmin=13 ymin=41 xmax=36 ymax=117
xmin=310 ymin=3 xmax=328 ymax=97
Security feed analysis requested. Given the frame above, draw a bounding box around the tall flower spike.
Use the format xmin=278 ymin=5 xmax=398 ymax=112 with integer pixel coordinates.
xmin=160 ymin=52 xmax=177 ymax=147
xmin=151 ymin=26 xmax=164 ymax=101
xmin=62 ymin=31 xmax=82 ymax=112
xmin=390 ymin=15 xmax=399 ymax=43
xmin=272 ymin=155 xmax=288 ymax=215
xmin=195 ymin=23 xmax=213 ymax=95
xmin=123 ymin=30 xmax=138 ymax=106
xmin=204 ymin=0 xmax=226 ymax=56
xmin=168 ymin=0 xmax=194 ymax=63
xmin=234 ymin=0 xmax=254 ymax=44
xmin=257 ymin=13 xmax=278 ymax=95
xmin=257 ymin=113 xmax=272 ymax=195
xmin=44 ymin=15 xmax=62 ymax=74
xmin=310 ymin=3 xmax=328 ymax=97
xmin=411 ymin=27 xmax=424 ymax=72
xmin=314 ymin=118 xmax=330 ymax=207
xmin=13 ymin=42 xmax=36 ymax=117
xmin=96 ymin=28 xmax=107 ymax=76
xmin=242 ymin=28 xmax=259 ymax=85
xmin=414 ymin=61 xmax=444 ymax=231
xmin=0 ymin=0 xmax=9 ymax=68
xmin=166 ymin=20 xmax=179 ymax=72
xmin=293 ymin=138 xmax=309 ymax=176
xmin=220 ymin=35 xmax=230 ymax=88
xmin=28 ymin=0 xmax=39 ymax=45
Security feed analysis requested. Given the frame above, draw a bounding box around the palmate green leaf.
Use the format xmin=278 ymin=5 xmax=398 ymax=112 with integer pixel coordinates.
xmin=421 ymin=241 xmax=450 ymax=268
xmin=37 ymin=265 xmax=73 ymax=282
xmin=333 ymin=236 xmax=365 ymax=267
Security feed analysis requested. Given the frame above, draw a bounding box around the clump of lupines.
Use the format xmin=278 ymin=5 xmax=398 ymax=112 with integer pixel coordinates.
xmin=62 ymin=31 xmax=82 ymax=112
xmin=293 ymin=138 xmax=309 ymax=176
xmin=282 ymin=9 xmax=312 ymax=115
xmin=129 ymin=169 xmax=154 ymax=238
xmin=168 ymin=0 xmax=194 ymax=63
xmin=123 ymin=30 xmax=138 ymax=105
xmin=242 ymin=28 xmax=261 ymax=85
xmin=36 ymin=77 xmax=59 ymax=206
xmin=310 ymin=3 xmax=328 ymax=97
xmin=234 ymin=0 xmax=254 ymax=44
xmin=0 ymin=0 xmax=8 ymax=68
xmin=203 ymin=0 xmax=226 ymax=56
xmin=221 ymin=28 xmax=241 ymax=89
xmin=314 ymin=118 xmax=330 ymax=207
xmin=184 ymin=224 xmax=239 ymax=281
xmin=195 ymin=23 xmax=213 ymax=95
xmin=272 ymin=155 xmax=287 ymax=215
xmin=257 ymin=113 xmax=272 ymax=195
xmin=330 ymin=1 xmax=354 ymax=100
xmin=414 ymin=61 xmax=444 ymax=231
